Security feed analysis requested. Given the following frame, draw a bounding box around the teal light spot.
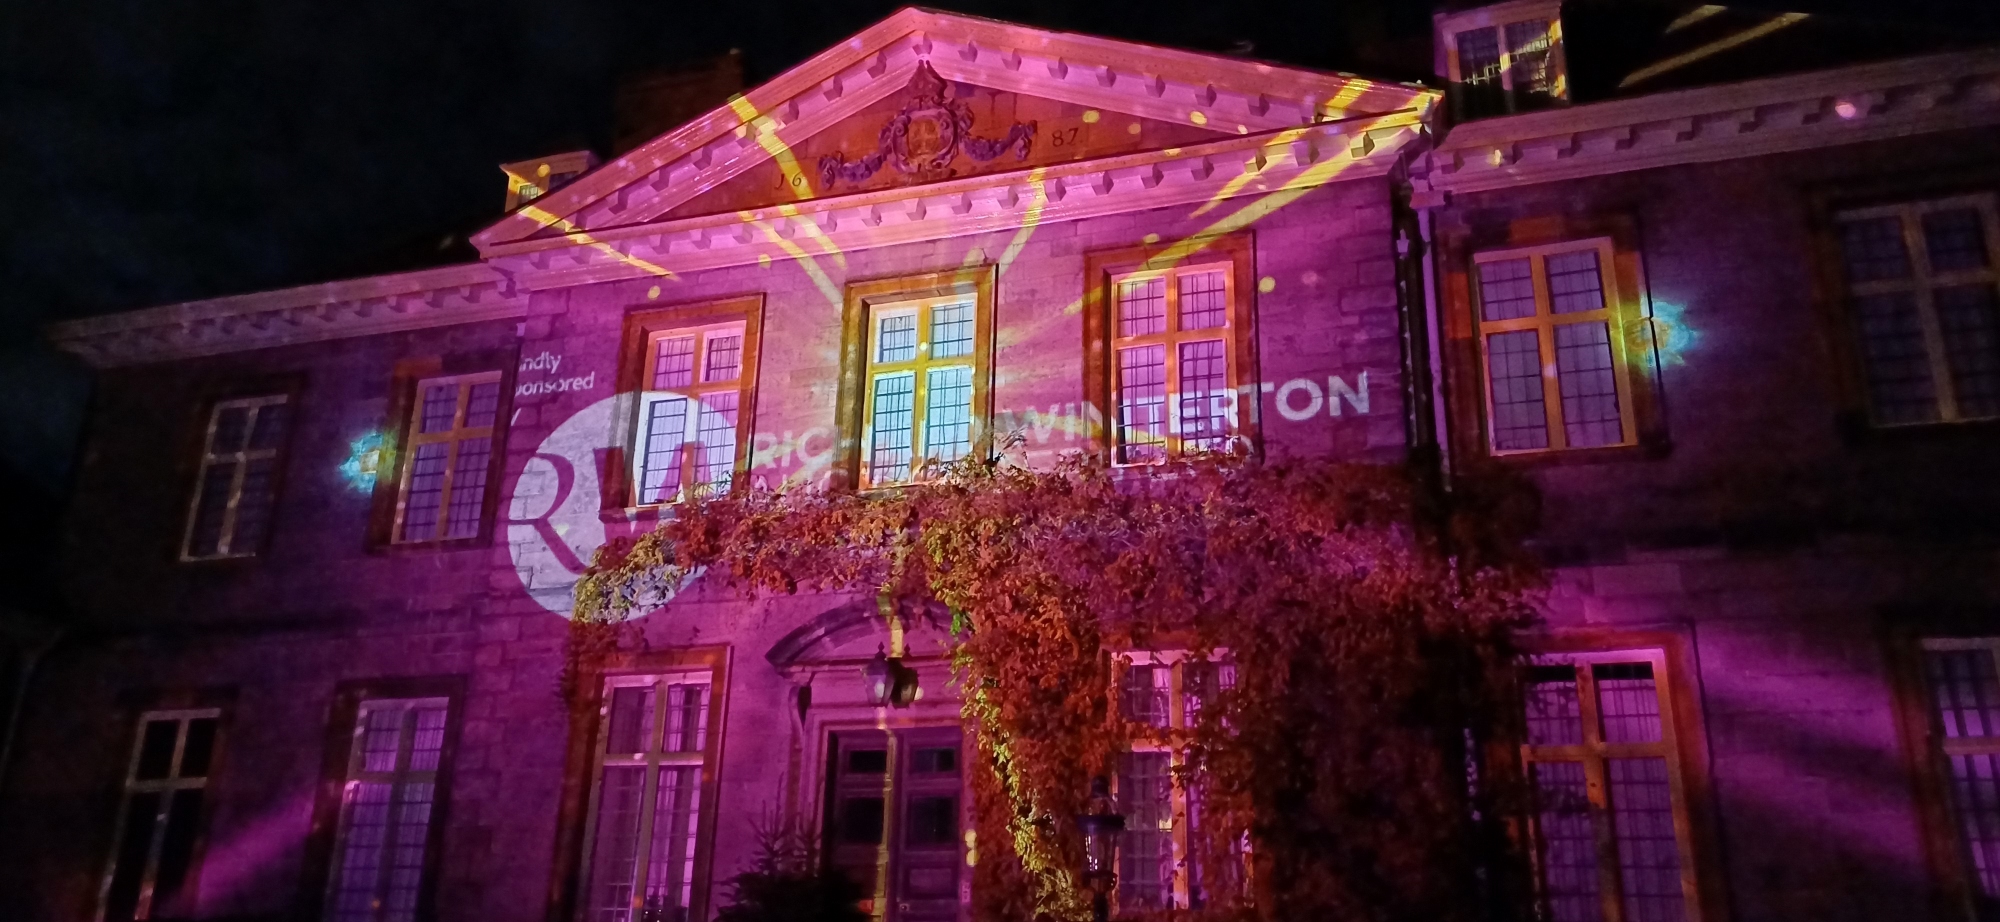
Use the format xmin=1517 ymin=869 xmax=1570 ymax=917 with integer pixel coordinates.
xmin=340 ymin=431 xmax=390 ymax=491
xmin=1650 ymin=301 xmax=1699 ymax=366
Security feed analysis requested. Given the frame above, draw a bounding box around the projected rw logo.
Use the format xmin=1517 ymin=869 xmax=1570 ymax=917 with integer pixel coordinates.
xmin=504 ymin=371 xmax=1372 ymax=616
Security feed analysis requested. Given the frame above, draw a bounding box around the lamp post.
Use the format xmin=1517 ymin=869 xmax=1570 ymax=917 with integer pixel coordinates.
xmin=1077 ymin=775 xmax=1125 ymax=922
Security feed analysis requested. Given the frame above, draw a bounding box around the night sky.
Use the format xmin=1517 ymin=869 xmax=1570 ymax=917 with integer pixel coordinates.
xmin=1 ymin=0 xmax=1994 ymax=568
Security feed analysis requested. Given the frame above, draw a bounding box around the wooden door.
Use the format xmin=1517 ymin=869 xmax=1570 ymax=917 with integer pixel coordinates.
xmin=825 ymin=728 xmax=965 ymax=922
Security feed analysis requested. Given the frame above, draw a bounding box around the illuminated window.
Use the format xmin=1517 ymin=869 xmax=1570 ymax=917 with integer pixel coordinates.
xmin=1917 ymin=638 xmax=2000 ymax=908
xmin=581 ymin=671 xmax=719 ymax=922
xmin=633 ymin=322 xmax=747 ymax=505
xmin=1108 ymin=264 xmax=1247 ymax=463
xmin=394 ymin=373 xmax=502 ymax=543
xmin=1456 ymin=27 xmax=1502 ymax=92
xmin=861 ymin=295 xmax=985 ymax=486
xmin=181 ymin=395 xmax=289 ymax=560
xmin=1445 ymin=16 xmax=1564 ymax=119
xmin=502 ymin=151 xmax=598 ymax=211
xmin=1835 ymin=195 xmax=2000 ymax=426
xmin=616 ymin=298 xmax=761 ymax=508
xmin=840 ymin=271 xmax=992 ymax=489
xmin=1115 ymin=654 xmax=1241 ymax=911
xmin=325 ymin=699 xmax=451 ymax=922
xmin=1473 ymin=240 xmax=1639 ymax=454
xmin=99 ymin=710 xmax=219 ymax=922
xmin=1521 ymin=651 xmax=1699 ymax=922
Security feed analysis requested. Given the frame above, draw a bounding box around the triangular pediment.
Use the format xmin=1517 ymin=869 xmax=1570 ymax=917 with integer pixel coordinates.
xmin=472 ymin=7 xmax=1435 ymax=251
xmin=661 ymin=71 xmax=1232 ymax=221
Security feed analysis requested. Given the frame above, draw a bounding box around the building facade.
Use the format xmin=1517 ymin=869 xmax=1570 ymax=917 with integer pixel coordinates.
xmin=1416 ymin=4 xmax=2000 ymax=920
xmin=8 ymin=4 xmax=2000 ymax=922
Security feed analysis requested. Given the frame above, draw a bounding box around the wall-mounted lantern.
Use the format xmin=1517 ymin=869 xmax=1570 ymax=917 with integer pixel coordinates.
xmin=862 ymin=645 xmax=918 ymax=708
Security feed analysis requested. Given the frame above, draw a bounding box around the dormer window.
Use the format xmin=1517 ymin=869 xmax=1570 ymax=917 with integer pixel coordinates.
xmin=500 ymin=150 xmax=599 ymax=212
xmin=1437 ymin=1 xmax=1568 ymax=121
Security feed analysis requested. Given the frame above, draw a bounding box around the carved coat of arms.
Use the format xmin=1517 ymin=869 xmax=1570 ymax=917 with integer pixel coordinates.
xmin=819 ymin=62 xmax=1037 ymax=188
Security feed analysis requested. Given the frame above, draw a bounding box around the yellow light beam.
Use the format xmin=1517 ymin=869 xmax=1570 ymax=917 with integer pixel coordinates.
xmin=728 ymin=96 xmax=818 ymax=206
xmin=872 ymin=593 xmax=903 ymax=922
xmin=726 ymin=94 xmax=849 ymax=273
xmin=513 ymin=204 xmax=681 ymax=281
xmin=1665 ymin=4 xmax=1728 ymax=33
xmin=1194 ymin=97 xmax=1425 ymax=218
xmin=1191 ymin=149 xmax=1271 ymax=218
xmin=1174 ymin=125 xmax=1376 ymax=254
xmin=501 ymin=94 xmax=829 ymax=284
xmin=1620 ymin=12 xmax=1810 ymax=89
xmin=742 ymin=213 xmax=845 ymax=308
xmin=1016 ymin=117 xmax=1408 ymax=348
xmin=990 ymin=170 xmax=1051 ymax=273
xmin=776 ymin=202 xmax=849 ymax=272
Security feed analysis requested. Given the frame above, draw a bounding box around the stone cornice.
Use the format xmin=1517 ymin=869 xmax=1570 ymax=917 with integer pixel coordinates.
xmin=49 ymin=110 xmax=1420 ymax=368
xmin=48 ymin=264 xmax=525 ymax=368
xmin=472 ymin=7 xmax=1435 ymax=248
xmin=1417 ymin=48 xmax=2000 ymax=199
xmin=483 ymin=111 xmax=1427 ymax=291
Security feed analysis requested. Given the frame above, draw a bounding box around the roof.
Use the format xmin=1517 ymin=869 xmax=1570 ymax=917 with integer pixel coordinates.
xmin=471 ymin=6 xmax=1436 ymax=252
xmin=1564 ymin=0 xmax=1994 ymax=101
xmin=1420 ymin=45 xmax=2000 ymax=197
xmin=50 ymin=7 xmax=1437 ymax=367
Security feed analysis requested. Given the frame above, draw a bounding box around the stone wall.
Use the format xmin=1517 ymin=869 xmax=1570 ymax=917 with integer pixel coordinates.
xmin=1433 ymin=126 xmax=2000 ymax=922
xmin=0 ymin=175 xmax=1411 ymax=921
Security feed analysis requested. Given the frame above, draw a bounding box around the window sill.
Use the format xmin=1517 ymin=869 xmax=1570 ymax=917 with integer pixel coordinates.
xmin=601 ymin=503 xmax=677 ymax=524
xmin=370 ymin=533 xmax=494 ymax=555
xmin=1106 ymin=461 xmax=1189 ymax=485
xmin=600 ymin=485 xmax=743 ymax=522
xmin=177 ymin=551 xmax=263 ymax=568
xmin=856 ymin=479 xmax=929 ymax=497
xmin=856 ymin=457 xmax=999 ymax=493
xmin=178 ymin=548 xmax=262 ymax=564
xmin=1837 ymin=412 xmax=2000 ymax=448
xmin=1487 ymin=438 xmax=1669 ymax=467
xmin=1106 ymin=447 xmax=1262 ymax=477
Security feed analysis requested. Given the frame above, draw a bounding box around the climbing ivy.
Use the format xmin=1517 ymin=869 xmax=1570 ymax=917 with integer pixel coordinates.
xmin=573 ymin=450 xmax=1543 ymax=922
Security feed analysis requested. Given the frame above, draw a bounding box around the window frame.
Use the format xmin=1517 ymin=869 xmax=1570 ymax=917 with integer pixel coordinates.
xmin=297 ymin=678 xmax=464 ymax=922
xmin=97 ymin=708 xmax=224 ymax=922
xmin=635 ymin=322 xmax=749 ymax=505
xmin=321 ymin=697 xmax=455 ymax=922
xmin=390 ymin=370 xmax=506 ymax=545
xmin=1896 ymin=633 xmax=2000 ymax=921
xmin=1084 ymin=236 xmax=1261 ymax=465
xmin=1444 ymin=20 xmax=1564 ymax=94
xmin=1111 ymin=650 xmax=1240 ymax=913
xmin=1518 ymin=647 xmax=1705 ymax=922
xmin=1833 ymin=193 xmax=2000 ymax=428
xmin=1107 ymin=263 xmax=1245 ymax=463
xmin=1435 ymin=0 xmax=1567 ymax=119
xmin=836 ymin=268 xmax=996 ymax=491
xmin=862 ymin=293 xmax=981 ymax=486
xmin=563 ymin=649 xmax=730 ymax=922
xmin=613 ymin=296 xmax=764 ymax=511
xmin=180 ymin=393 xmax=292 ymax=561
xmin=1471 ymin=238 xmax=1643 ymax=456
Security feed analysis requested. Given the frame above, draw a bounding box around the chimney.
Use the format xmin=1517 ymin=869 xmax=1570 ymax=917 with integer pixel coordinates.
xmin=612 ymin=49 xmax=747 ymax=155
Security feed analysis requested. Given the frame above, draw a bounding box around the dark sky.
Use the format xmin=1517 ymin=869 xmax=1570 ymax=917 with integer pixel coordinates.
xmin=1 ymin=0 xmax=1995 ymax=508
